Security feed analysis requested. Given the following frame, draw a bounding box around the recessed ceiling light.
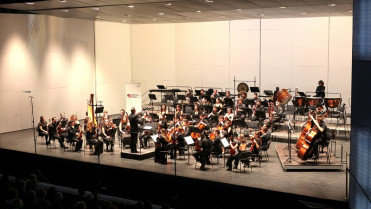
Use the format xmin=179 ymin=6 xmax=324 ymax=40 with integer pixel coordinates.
xmin=328 ymin=3 xmax=336 ymax=7
xmin=220 ymin=15 xmax=225 ymax=18
xmin=205 ymin=0 xmax=213 ymax=3
xmin=124 ymin=14 xmax=131 ymax=17
xmin=62 ymin=9 xmax=68 ymax=12
xmin=95 ymin=16 xmax=100 ymax=19
xmin=153 ymin=18 xmax=157 ymax=21
xmin=279 ymin=6 xmax=286 ymax=9
xmin=301 ymin=12 xmax=307 ymax=15
xmin=92 ymin=7 xmax=99 ymax=11
xmin=127 ymin=5 xmax=134 ymax=8
xmin=122 ymin=19 xmax=127 ymax=23
xmin=348 ymin=10 xmax=353 ymax=13
xmin=165 ymin=2 xmax=171 ymax=6
xmin=196 ymin=10 xmax=201 ymax=13
xmin=59 ymin=0 xmax=67 ymax=3
xmin=26 ymin=2 xmax=34 ymax=5
xmin=236 ymin=8 xmax=242 ymax=11
xmin=158 ymin=12 xmax=164 ymax=15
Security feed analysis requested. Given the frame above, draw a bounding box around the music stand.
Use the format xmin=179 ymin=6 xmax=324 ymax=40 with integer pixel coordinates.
xmin=164 ymin=94 xmax=174 ymax=102
xmin=219 ymin=92 xmax=226 ymax=97
xmin=298 ymin=92 xmax=306 ymax=97
xmin=264 ymin=90 xmax=274 ymax=96
xmin=184 ymin=136 xmax=195 ymax=166
xmin=157 ymin=85 xmax=166 ymax=90
xmin=177 ymin=95 xmax=186 ymax=101
xmin=224 ymin=98 xmax=234 ymax=107
xmin=95 ymin=106 xmax=104 ymax=114
xmin=190 ymin=96 xmax=198 ymax=103
xmin=165 ymin=114 xmax=174 ymax=121
xmin=250 ymin=87 xmax=260 ymax=93
xmin=148 ymin=94 xmax=157 ymax=113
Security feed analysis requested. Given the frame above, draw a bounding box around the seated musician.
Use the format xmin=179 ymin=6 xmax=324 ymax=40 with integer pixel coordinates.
xmin=310 ymin=114 xmax=330 ymax=159
xmin=160 ymin=104 xmax=168 ymax=116
xmin=66 ymin=121 xmax=83 ymax=152
xmin=273 ymin=87 xmax=280 ymax=103
xmin=101 ymin=119 xmax=115 ymax=152
xmin=253 ymin=93 xmax=259 ymax=104
xmin=119 ymin=112 xmax=130 ymax=145
xmin=86 ymin=121 xmax=103 ymax=155
xmin=192 ymin=105 xmax=202 ymax=121
xmin=235 ymin=98 xmax=247 ymax=127
xmin=213 ymin=98 xmax=223 ymax=113
xmin=223 ymin=91 xmax=234 ymax=107
xmin=251 ymin=100 xmax=265 ymax=121
xmin=37 ymin=116 xmax=49 ymax=145
xmin=211 ymin=129 xmax=223 ymax=155
xmin=48 ymin=117 xmax=67 ymax=149
xmin=271 ymin=101 xmax=286 ymax=132
xmin=58 ymin=113 xmax=68 ymax=140
xmin=155 ymin=129 xmax=170 ymax=164
xmin=226 ymin=134 xmax=250 ymax=171
xmin=197 ymin=113 xmax=209 ymax=131
xmin=193 ymin=132 xmax=213 ymax=171
xmin=138 ymin=130 xmax=151 ymax=149
xmin=210 ymin=89 xmax=220 ymax=103
xmin=175 ymin=104 xmax=183 ymax=122
xmin=185 ymin=89 xmax=193 ymax=99
xmin=158 ymin=114 xmax=168 ymax=134
xmin=223 ymin=108 xmax=234 ymax=138
xmin=207 ymin=106 xmax=220 ymax=127
xmin=198 ymin=89 xmax=206 ymax=100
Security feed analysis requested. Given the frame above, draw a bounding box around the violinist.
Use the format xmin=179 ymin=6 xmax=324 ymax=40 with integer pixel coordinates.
xmin=37 ymin=116 xmax=49 ymax=145
xmin=86 ymin=121 xmax=103 ymax=155
xmin=101 ymin=119 xmax=114 ymax=152
xmin=211 ymin=129 xmax=223 ymax=155
xmin=119 ymin=110 xmax=130 ymax=142
xmin=69 ymin=114 xmax=80 ymax=133
xmin=196 ymin=113 xmax=209 ymax=131
xmin=175 ymin=104 xmax=183 ymax=122
xmin=160 ymin=104 xmax=168 ymax=116
xmin=158 ymin=113 xmax=168 ymax=133
xmin=223 ymin=107 xmax=234 ymax=138
xmin=207 ymin=106 xmax=220 ymax=127
xmin=57 ymin=112 xmax=68 ymax=140
xmin=192 ymin=104 xmax=202 ymax=121
xmin=48 ymin=117 xmax=67 ymax=149
xmin=213 ymin=98 xmax=223 ymax=113
xmin=226 ymin=134 xmax=249 ymax=171
xmin=193 ymin=132 xmax=213 ymax=171
xmin=155 ymin=129 xmax=170 ymax=164
xmin=310 ymin=114 xmax=330 ymax=159
xmin=66 ymin=121 xmax=83 ymax=152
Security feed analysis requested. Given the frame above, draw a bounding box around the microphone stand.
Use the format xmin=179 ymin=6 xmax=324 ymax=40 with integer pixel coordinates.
xmin=284 ymin=120 xmax=298 ymax=163
xmin=30 ymin=96 xmax=37 ymax=156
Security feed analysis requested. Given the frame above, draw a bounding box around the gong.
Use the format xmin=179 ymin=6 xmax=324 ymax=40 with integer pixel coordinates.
xmin=237 ymin=83 xmax=249 ymax=94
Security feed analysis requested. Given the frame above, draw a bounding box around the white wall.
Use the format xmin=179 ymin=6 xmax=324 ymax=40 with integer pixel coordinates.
xmin=95 ymin=21 xmax=131 ymax=114
xmin=0 ymin=14 xmax=95 ymax=133
xmin=131 ymin=16 xmax=352 ymax=105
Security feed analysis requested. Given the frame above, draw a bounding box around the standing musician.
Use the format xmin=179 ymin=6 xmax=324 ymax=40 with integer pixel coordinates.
xmin=66 ymin=120 xmax=83 ymax=152
xmin=101 ymin=119 xmax=115 ymax=152
xmin=86 ymin=121 xmax=103 ymax=155
xmin=226 ymin=134 xmax=249 ymax=171
xmin=314 ymin=80 xmax=326 ymax=98
xmin=37 ymin=116 xmax=49 ymax=145
xmin=128 ymin=107 xmax=141 ymax=153
xmin=193 ymin=132 xmax=213 ymax=171
xmin=309 ymin=114 xmax=330 ymax=159
xmin=48 ymin=117 xmax=68 ymax=149
xmin=155 ymin=129 xmax=170 ymax=164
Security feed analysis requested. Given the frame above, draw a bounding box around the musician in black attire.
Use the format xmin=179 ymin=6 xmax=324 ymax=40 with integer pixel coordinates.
xmin=86 ymin=121 xmax=103 ymax=155
xmin=57 ymin=113 xmax=68 ymax=142
xmin=66 ymin=121 xmax=83 ymax=152
xmin=37 ymin=116 xmax=49 ymax=145
xmin=235 ymin=98 xmax=247 ymax=127
xmin=251 ymin=100 xmax=265 ymax=121
xmin=310 ymin=114 xmax=330 ymax=159
xmin=158 ymin=114 xmax=168 ymax=133
xmin=271 ymin=101 xmax=286 ymax=132
xmin=129 ymin=107 xmax=140 ymax=153
xmin=193 ymin=132 xmax=213 ymax=171
xmin=48 ymin=117 xmax=67 ymax=149
xmin=207 ymin=106 xmax=220 ymax=127
xmin=211 ymin=129 xmax=223 ymax=155
xmin=138 ymin=130 xmax=151 ymax=149
xmin=314 ymin=80 xmax=326 ymax=98
xmin=155 ymin=129 xmax=170 ymax=164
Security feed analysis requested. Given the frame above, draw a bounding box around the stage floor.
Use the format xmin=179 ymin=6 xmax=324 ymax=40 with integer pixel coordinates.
xmin=0 ymin=128 xmax=350 ymax=203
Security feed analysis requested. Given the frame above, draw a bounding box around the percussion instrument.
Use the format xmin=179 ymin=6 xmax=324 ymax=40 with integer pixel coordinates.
xmin=276 ymin=89 xmax=292 ymax=105
xmin=293 ymin=96 xmax=306 ymax=107
xmin=324 ymin=98 xmax=342 ymax=108
xmin=306 ymin=97 xmax=322 ymax=107
xmin=237 ymin=82 xmax=249 ymax=93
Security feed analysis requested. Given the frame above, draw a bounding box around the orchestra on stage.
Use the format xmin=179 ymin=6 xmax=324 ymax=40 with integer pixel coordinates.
xmin=36 ymin=80 xmax=339 ymax=170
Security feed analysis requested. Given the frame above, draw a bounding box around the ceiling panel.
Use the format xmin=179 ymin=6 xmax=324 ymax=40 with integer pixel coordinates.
xmin=0 ymin=0 xmax=353 ymax=24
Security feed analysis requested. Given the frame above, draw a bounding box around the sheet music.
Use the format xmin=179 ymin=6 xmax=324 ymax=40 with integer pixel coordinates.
xmin=150 ymin=134 xmax=158 ymax=142
xmin=221 ymin=138 xmax=229 ymax=148
xmin=184 ymin=136 xmax=194 ymax=145
xmin=143 ymin=126 xmax=152 ymax=130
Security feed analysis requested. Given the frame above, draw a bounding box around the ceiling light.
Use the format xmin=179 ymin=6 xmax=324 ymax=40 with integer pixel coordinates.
xmin=124 ymin=14 xmax=131 ymax=17
xmin=236 ymin=8 xmax=242 ymax=11
xmin=158 ymin=12 xmax=164 ymax=15
xmin=26 ymin=2 xmax=34 ymax=5
xmin=348 ymin=10 xmax=353 ymax=13
xmin=165 ymin=2 xmax=171 ymax=6
xmin=220 ymin=16 xmax=225 ymax=18
xmin=122 ymin=19 xmax=127 ymax=23
xmin=95 ymin=16 xmax=100 ymax=19
xmin=205 ymin=0 xmax=213 ymax=2
xmin=196 ymin=10 xmax=201 ymax=13
xmin=92 ymin=7 xmax=99 ymax=11
xmin=301 ymin=12 xmax=307 ymax=15
xmin=328 ymin=3 xmax=336 ymax=7
xmin=127 ymin=5 xmax=134 ymax=8
xmin=59 ymin=0 xmax=67 ymax=2
xmin=62 ymin=9 xmax=68 ymax=12
xmin=279 ymin=6 xmax=286 ymax=9
xmin=153 ymin=18 xmax=157 ymax=21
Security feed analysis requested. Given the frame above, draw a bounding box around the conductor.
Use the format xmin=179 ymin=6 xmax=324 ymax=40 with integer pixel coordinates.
xmin=129 ymin=107 xmax=140 ymax=153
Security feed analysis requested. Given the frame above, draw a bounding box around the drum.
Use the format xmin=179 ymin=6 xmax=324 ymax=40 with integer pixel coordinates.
xmin=293 ymin=96 xmax=306 ymax=107
xmin=324 ymin=98 xmax=342 ymax=108
xmin=276 ymin=89 xmax=292 ymax=105
xmin=306 ymin=97 xmax=322 ymax=107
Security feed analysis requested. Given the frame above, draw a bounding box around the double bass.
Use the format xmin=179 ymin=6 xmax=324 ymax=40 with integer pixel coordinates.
xmin=297 ymin=111 xmax=329 ymax=160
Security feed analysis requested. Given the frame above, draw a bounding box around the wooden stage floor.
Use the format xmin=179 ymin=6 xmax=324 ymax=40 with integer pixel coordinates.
xmin=0 ymin=127 xmax=350 ymax=204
